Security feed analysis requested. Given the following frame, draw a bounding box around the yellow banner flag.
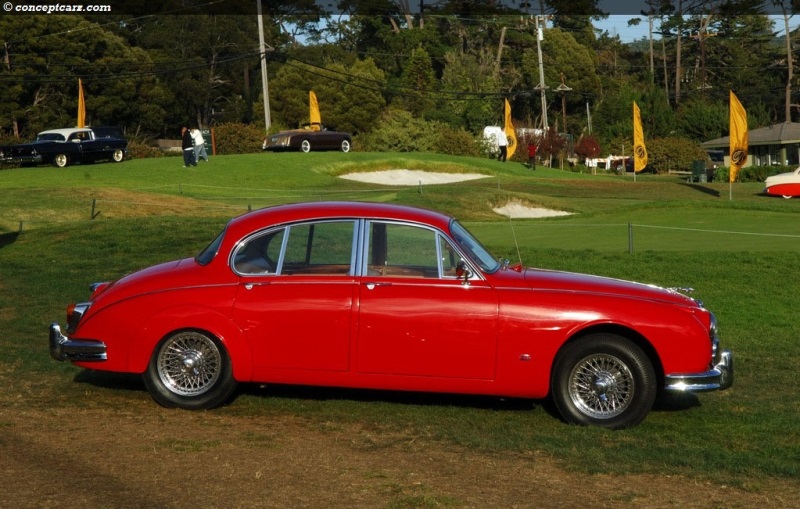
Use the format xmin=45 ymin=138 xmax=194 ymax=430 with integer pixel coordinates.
xmin=77 ymin=78 xmax=86 ymax=128
xmin=504 ymin=98 xmax=517 ymax=159
xmin=309 ymin=90 xmax=321 ymax=131
xmin=633 ymin=101 xmax=647 ymax=172
xmin=729 ymin=90 xmax=748 ymax=183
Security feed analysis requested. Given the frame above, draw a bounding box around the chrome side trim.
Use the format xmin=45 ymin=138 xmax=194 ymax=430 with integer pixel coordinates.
xmin=49 ymin=323 xmax=107 ymax=362
xmin=664 ymin=349 xmax=733 ymax=392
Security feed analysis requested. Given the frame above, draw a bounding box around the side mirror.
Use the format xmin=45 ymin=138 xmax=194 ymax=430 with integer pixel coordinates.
xmin=455 ymin=260 xmax=472 ymax=285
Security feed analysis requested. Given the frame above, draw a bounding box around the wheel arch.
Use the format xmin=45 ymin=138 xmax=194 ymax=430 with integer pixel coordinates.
xmin=551 ymin=323 xmax=664 ymax=391
xmin=129 ymin=307 xmax=253 ymax=382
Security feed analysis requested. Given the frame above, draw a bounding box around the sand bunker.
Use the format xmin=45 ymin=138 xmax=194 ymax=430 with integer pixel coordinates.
xmin=339 ymin=170 xmax=572 ymax=218
xmin=340 ymin=169 xmax=488 ymax=186
xmin=492 ymin=202 xmax=573 ymax=218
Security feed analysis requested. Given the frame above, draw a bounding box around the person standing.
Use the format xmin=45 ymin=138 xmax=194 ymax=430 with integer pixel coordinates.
xmin=527 ymin=141 xmax=537 ymax=169
xmin=191 ymin=128 xmax=209 ymax=163
xmin=181 ymin=127 xmax=197 ymax=168
xmin=497 ymin=130 xmax=509 ymax=162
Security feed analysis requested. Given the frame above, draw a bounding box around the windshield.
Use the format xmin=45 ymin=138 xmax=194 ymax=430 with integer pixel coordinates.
xmin=196 ymin=229 xmax=225 ymax=265
xmin=450 ymin=220 xmax=500 ymax=273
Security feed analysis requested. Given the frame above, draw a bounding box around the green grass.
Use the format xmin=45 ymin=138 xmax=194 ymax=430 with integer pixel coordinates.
xmin=1 ymin=152 xmax=799 ymax=488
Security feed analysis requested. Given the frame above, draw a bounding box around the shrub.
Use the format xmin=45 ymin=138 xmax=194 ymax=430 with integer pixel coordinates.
xmin=213 ymin=122 xmax=267 ymax=155
xmin=126 ymin=141 xmax=169 ymax=159
xmin=437 ymin=127 xmax=482 ymax=157
xmin=358 ymin=108 xmax=441 ymax=152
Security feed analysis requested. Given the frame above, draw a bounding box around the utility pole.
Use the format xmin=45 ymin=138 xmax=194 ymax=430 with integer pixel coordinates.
xmin=256 ymin=0 xmax=271 ymax=133
xmin=555 ymin=73 xmax=571 ymax=134
xmin=534 ymin=15 xmax=549 ymax=131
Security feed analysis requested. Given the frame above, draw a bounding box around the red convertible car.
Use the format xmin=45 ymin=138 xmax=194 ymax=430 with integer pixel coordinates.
xmin=49 ymin=201 xmax=733 ymax=429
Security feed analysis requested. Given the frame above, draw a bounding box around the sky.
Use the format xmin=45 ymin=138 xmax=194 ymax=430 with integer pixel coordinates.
xmin=595 ymin=15 xmax=800 ymax=43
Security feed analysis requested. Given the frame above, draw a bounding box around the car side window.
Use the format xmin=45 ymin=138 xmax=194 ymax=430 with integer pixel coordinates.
xmin=367 ymin=222 xmax=453 ymax=278
xmin=280 ymin=221 xmax=355 ymax=276
xmin=233 ymin=229 xmax=285 ymax=275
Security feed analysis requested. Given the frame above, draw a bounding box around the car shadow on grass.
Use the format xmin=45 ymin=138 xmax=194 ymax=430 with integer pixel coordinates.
xmin=74 ymin=369 xmax=145 ymax=392
xmin=239 ymin=383 xmax=540 ymax=412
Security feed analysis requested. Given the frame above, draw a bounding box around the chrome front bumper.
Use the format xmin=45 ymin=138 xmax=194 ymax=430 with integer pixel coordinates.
xmin=49 ymin=323 xmax=107 ymax=362
xmin=664 ymin=349 xmax=734 ymax=392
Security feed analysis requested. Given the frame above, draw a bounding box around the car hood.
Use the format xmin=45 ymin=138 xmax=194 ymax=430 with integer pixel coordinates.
xmin=522 ymin=268 xmax=700 ymax=307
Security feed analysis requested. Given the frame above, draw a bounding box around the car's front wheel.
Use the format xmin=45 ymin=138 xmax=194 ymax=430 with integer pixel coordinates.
xmin=112 ymin=149 xmax=124 ymax=162
xmin=142 ymin=330 xmax=237 ymax=410
xmin=551 ymin=334 xmax=656 ymax=429
xmin=54 ymin=154 xmax=69 ymax=168
xmin=340 ymin=139 xmax=351 ymax=153
xmin=300 ymin=139 xmax=311 ymax=153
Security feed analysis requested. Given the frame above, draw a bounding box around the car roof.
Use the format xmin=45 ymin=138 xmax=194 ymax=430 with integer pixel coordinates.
xmin=225 ymin=201 xmax=454 ymax=241
xmin=38 ymin=128 xmax=93 ymax=136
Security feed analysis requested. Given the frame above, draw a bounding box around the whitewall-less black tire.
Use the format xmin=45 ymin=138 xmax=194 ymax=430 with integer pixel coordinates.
xmin=551 ymin=334 xmax=656 ymax=430
xmin=142 ymin=330 xmax=237 ymax=410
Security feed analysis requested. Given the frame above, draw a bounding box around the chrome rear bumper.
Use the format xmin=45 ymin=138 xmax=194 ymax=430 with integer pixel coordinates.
xmin=49 ymin=323 xmax=107 ymax=362
xmin=664 ymin=349 xmax=733 ymax=392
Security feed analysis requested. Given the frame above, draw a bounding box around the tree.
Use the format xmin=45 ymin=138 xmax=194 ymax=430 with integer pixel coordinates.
xmin=574 ymin=134 xmax=601 ymax=161
xmin=0 ymin=15 xmax=170 ymax=138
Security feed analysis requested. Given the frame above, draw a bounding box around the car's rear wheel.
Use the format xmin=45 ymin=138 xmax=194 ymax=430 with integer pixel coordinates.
xmin=340 ymin=140 xmax=351 ymax=153
xmin=112 ymin=149 xmax=124 ymax=162
xmin=142 ymin=330 xmax=237 ymax=410
xmin=300 ymin=140 xmax=311 ymax=153
xmin=54 ymin=154 xmax=69 ymax=168
xmin=782 ymin=195 xmax=793 ymax=199
xmin=551 ymin=334 xmax=656 ymax=429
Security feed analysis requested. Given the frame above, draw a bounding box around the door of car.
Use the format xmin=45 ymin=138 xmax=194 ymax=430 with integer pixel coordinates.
xmin=69 ymin=131 xmax=105 ymax=162
xmin=231 ymin=220 xmax=358 ymax=372
xmin=356 ymin=221 xmax=499 ymax=380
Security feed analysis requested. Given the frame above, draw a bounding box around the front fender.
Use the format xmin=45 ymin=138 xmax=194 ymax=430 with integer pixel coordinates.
xmin=129 ymin=305 xmax=253 ymax=382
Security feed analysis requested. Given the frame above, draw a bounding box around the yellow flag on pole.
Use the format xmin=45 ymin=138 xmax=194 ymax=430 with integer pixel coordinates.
xmin=729 ymin=90 xmax=748 ymax=183
xmin=77 ymin=79 xmax=86 ymax=128
xmin=309 ymin=90 xmax=321 ymax=131
xmin=504 ymin=98 xmax=517 ymax=159
xmin=633 ymin=101 xmax=647 ymax=172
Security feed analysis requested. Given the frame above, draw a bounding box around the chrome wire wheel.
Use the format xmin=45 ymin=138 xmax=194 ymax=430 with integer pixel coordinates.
xmin=568 ymin=353 xmax=634 ymax=419
xmin=156 ymin=331 xmax=222 ymax=397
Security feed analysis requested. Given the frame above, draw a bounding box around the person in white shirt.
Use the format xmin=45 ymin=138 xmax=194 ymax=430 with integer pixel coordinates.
xmin=190 ymin=128 xmax=209 ymax=163
xmin=497 ymin=130 xmax=509 ymax=162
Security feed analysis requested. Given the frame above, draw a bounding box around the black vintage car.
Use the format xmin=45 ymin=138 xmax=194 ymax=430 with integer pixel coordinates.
xmin=0 ymin=127 xmax=128 ymax=168
xmin=262 ymin=125 xmax=351 ymax=153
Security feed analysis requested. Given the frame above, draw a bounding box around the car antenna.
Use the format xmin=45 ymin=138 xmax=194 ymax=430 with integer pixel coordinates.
xmin=508 ymin=214 xmax=523 ymax=267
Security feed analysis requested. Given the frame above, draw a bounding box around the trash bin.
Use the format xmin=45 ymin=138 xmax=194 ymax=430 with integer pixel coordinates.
xmin=691 ymin=160 xmax=706 ymax=182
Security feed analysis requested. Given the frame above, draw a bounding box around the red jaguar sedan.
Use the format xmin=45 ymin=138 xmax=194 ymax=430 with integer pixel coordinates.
xmin=50 ymin=201 xmax=733 ymax=429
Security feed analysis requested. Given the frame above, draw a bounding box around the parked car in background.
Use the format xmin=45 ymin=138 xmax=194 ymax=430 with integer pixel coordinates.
xmin=49 ymin=201 xmax=733 ymax=429
xmin=0 ymin=127 xmax=127 ymax=168
xmin=262 ymin=125 xmax=351 ymax=153
xmin=764 ymin=167 xmax=800 ymax=198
